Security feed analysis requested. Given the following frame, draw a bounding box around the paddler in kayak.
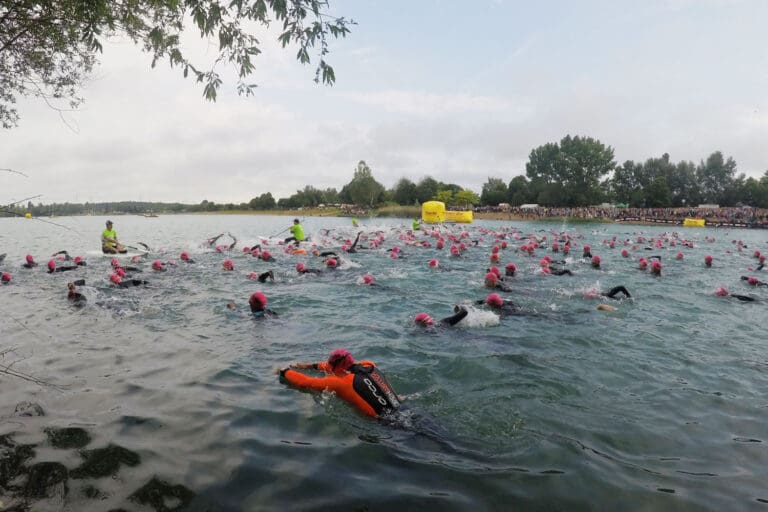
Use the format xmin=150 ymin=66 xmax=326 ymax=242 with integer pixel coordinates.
xmin=101 ymin=220 xmax=126 ymax=254
xmin=284 ymin=218 xmax=305 ymax=245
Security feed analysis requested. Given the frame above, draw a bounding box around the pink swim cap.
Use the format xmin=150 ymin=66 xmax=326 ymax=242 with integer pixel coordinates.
xmin=328 ymin=349 xmax=355 ymax=371
xmin=363 ymin=274 xmax=375 ymax=285
xmin=222 ymin=259 xmax=234 ymax=270
xmin=484 ymin=272 xmax=498 ymax=286
xmin=326 ymin=258 xmax=338 ymax=268
xmin=74 ymin=256 xmax=83 ymax=264
xmin=180 ymin=251 xmax=190 ymax=261
xmin=436 ymin=240 xmax=445 ymax=249
xmin=1 ymin=272 xmax=11 ymax=283
xmin=390 ymin=251 xmax=399 ymax=259
xmin=490 ymin=253 xmax=499 ymax=263
xmin=539 ymin=258 xmax=549 ymax=268
xmin=428 ymin=258 xmax=439 ymax=268
xmin=591 ymin=255 xmax=601 ymax=267
xmin=152 ymin=260 xmax=164 ymax=271
xmin=296 ymin=262 xmax=306 ymax=272
xmin=111 ymin=258 xmax=120 ymax=268
xmin=110 ymin=273 xmax=122 ymax=285
xmin=486 ymin=293 xmax=503 ymax=308
xmin=489 ymin=266 xmax=500 ymax=276
xmin=131 ymin=255 xmax=140 ymax=263
xmin=414 ymin=312 xmax=434 ymax=326
xmin=621 ymin=249 xmax=629 ymax=258
xmin=261 ymin=250 xmax=271 ymax=259
xmin=249 ymin=291 xmax=267 ymax=311
xmin=215 ymin=245 xmax=224 ymax=253
xmin=492 ymin=245 xmax=500 ymax=254
xmin=47 ymin=260 xmax=55 ymax=271
xmin=715 ymin=286 xmax=729 ymax=297
xmin=25 ymin=254 xmax=34 ymax=263
xmin=247 ymin=272 xmax=258 ymax=280
xmin=562 ymin=245 xmax=570 ymax=254
xmin=116 ymin=268 xmax=126 ymax=277
xmin=243 ymin=246 xmax=251 ymax=253
xmin=676 ymin=252 xmax=683 ymax=260
xmin=501 ymin=241 xmax=508 ymax=249
xmin=583 ymin=245 xmax=591 ymax=253
xmin=748 ymin=277 xmax=759 ymax=285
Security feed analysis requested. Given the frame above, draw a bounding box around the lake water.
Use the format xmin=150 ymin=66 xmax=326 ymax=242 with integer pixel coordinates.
xmin=1 ymin=214 xmax=767 ymax=511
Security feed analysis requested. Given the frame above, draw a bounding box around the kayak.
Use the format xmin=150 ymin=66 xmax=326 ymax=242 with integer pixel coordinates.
xmin=86 ymin=250 xmax=147 ymax=259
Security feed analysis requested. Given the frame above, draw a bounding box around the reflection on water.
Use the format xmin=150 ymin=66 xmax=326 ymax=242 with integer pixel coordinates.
xmin=1 ymin=215 xmax=767 ymax=511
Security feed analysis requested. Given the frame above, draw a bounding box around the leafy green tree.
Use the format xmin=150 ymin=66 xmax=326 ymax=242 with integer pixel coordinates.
xmin=454 ymin=189 xmax=479 ymax=208
xmin=479 ymin=177 xmax=508 ymax=206
xmin=392 ymin=178 xmax=418 ymax=205
xmin=1 ymin=0 xmax=353 ymax=128
xmin=526 ymin=135 xmax=615 ymax=206
xmin=668 ymin=161 xmax=700 ymax=207
xmin=434 ymin=190 xmax=453 ymax=205
xmin=696 ymin=151 xmax=737 ymax=205
xmin=507 ymin=175 xmax=531 ymax=206
xmin=414 ymin=177 xmax=439 ymax=204
xmin=339 ymin=160 xmax=385 ymax=208
xmin=249 ymin=192 xmax=275 ymax=210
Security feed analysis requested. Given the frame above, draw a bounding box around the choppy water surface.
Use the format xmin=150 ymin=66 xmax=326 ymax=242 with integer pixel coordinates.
xmin=1 ymin=214 xmax=767 ymax=511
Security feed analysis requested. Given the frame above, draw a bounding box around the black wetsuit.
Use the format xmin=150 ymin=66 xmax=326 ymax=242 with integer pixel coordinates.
xmin=298 ymin=268 xmax=323 ymax=275
xmin=48 ymin=266 xmax=78 ymax=273
xmin=730 ymin=294 xmax=756 ymax=302
xmin=741 ymin=276 xmax=768 ymax=286
xmin=475 ymin=299 xmax=519 ymax=315
xmin=492 ymin=282 xmax=513 ymax=292
xmin=550 ymin=268 xmax=573 ymax=276
xmin=257 ymin=271 xmax=275 ymax=283
xmin=602 ymin=285 xmax=631 ymax=299
xmin=440 ymin=306 xmax=469 ymax=326
xmin=22 ymin=262 xmax=38 ymax=268
xmin=118 ymin=279 xmax=148 ymax=288
xmin=347 ymin=232 xmax=363 ymax=254
xmin=251 ymin=308 xmax=278 ymax=318
xmin=316 ymin=251 xmax=337 ymax=258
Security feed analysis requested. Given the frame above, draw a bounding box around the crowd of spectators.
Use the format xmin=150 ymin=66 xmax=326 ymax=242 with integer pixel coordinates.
xmin=473 ymin=205 xmax=768 ymax=228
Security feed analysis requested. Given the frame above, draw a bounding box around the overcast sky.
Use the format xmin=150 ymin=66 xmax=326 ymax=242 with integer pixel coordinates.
xmin=2 ymin=0 xmax=767 ymax=205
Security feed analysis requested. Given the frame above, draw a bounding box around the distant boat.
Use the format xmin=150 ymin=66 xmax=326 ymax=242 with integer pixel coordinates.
xmin=143 ymin=211 xmax=159 ymax=218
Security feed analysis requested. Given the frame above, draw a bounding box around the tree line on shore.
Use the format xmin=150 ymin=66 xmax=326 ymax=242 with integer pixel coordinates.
xmin=4 ymin=135 xmax=768 ymax=218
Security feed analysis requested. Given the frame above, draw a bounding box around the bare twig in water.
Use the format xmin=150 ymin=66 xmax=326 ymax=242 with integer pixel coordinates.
xmin=0 ymin=168 xmax=29 ymax=177
xmin=0 ymin=349 xmax=67 ymax=391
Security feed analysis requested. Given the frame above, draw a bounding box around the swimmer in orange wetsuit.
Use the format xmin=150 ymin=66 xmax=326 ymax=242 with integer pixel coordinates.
xmin=279 ymin=349 xmax=402 ymax=418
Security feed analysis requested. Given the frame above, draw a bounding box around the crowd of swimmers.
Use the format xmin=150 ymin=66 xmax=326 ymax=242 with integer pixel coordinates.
xmin=4 ymin=218 xmax=766 ymax=423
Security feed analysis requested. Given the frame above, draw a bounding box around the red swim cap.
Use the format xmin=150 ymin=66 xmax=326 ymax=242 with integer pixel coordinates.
xmin=47 ymin=260 xmax=55 ymax=271
xmin=110 ymin=273 xmax=122 ymax=285
xmin=180 ymin=251 xmax=190 ymax=261
xmin=25 ymin=254 xmax=34 ymax=263
xmin=363 ymin=274 xmax=375 ymax=285
xmin=428 ymin=258 xmax=439 ymax=268
xmin=748 ymin=277 xmax=759 ymax=285
xmin=326 ymin=258 xmax=338 ymax=268
xmin=484 ymin=272 xmax=498 ymax=286
xmin=116 ymin=268 xmax=126 ymax=277
xmin=74 ymin=256 xmax=83 ymax=264
xmin=152 ymin=260 xmax=164 ymax=271
xmin=591 ymin=255 xmax=601 ymax=267
xmin=249 ymin=291 xmax=267 ymax=311
xmin=328 ymin=349 xmax=355 ymax=371
xmin=247 ymin=272 xmax=257 ymax=280
xmin=243 ymin=246 xmax=251 ymax=253
xmin=296 ymin=262 xmax=306 ymax=272
xmin=222 ymin=259 xmax=234 ymax=270
xmin=261 ymin=250 xmax=271 ymax=260
xmin=715 ymin=286 xmax=729 ymax=297
xmin=486 ymin=293 xmax=503 ymax=308
xmin=489 ymin=266 xmax=500 ymax=276
xmin=414 ymin=312 xmax=434 ymax=326
xmin=676 ymin=252 xmax=683 ymax=260
xmin=1 ymin=272 xmax=11 ymax=283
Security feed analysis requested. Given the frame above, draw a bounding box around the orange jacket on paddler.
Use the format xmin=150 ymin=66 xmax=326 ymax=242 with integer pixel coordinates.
xmin=280 ymin=349 xmax=401 ymax=418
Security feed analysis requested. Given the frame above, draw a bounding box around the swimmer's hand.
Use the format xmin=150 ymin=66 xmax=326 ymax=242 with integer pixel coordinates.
xmin=273 ymin=365 xmax=288 ymax=376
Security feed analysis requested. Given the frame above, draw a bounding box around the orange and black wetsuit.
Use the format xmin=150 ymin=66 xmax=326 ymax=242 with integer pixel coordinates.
xmin=281 ymin=361 xmax=401 ymax=418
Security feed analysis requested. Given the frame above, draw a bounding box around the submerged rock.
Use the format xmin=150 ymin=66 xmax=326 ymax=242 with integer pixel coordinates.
xmin=22 ymin=461 xmax=68 ymax=499
xmin=129 ymin=476 xmax=195 ymax=512
xmin=13 ymin=402 xmax=45 ymax=417
xmin=44 ymin=427 xmax=92 ymax=449
xmin=70 ymin=443 xmax=140 ymax=479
